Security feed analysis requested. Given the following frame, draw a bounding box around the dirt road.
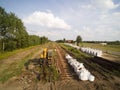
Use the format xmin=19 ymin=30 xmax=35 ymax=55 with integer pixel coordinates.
xmin=55 ymin=45 xmax=74 ymax=80
xmin=0 ymin=46 xmax=40 ymax=74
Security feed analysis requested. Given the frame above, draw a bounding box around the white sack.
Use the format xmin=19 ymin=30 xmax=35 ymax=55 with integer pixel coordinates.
xmin=79 ymin=69 xmax=90 ymax=81
xmin=88 ymin=74 xmax=95 ymax=82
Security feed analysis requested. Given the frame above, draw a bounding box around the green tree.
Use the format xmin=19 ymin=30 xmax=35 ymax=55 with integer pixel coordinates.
xmin=0 ymin=7 xmax=29 ymax=51
xmin=0 ymin=7 xmax=8 ymax=51
xmin=29 ymin=35 xmax=40 ymax=46
xmin=0 ymin=6 xmax=49 ymax=52
xmin=63 ymin=38 xmax=66 ymax=43
xmin=76 ymin=35 xmax=82 ymax=46
xmin=40 ymin=36 xmax=48 ymax=44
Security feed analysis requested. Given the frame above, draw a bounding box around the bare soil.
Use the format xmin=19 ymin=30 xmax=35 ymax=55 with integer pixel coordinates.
xmin=102 ymin=52 xmax=120 ymax=63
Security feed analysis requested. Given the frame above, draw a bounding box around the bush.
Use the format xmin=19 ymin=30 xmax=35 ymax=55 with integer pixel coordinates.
xmin=5 ymin=40 xmax=17 ymax=51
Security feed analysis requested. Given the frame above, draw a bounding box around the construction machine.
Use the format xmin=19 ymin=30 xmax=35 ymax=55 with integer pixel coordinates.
xmin=40 ymin=48 xmax=53 ymax=65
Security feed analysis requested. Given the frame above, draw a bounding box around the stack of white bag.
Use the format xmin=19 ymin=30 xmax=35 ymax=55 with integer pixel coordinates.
xmin=64 ymin=43 xmax=80 ymax=50
xmin=66 ymin=54 xmax=95 ymax=82
xmin=64 ymin=43 xmax=102 ymax=57
xmin=80 ymin=47 xmax=102 ymax=57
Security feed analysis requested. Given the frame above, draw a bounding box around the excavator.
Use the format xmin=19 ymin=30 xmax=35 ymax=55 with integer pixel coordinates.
xmin=40 ymin=48 xmax=53 ymax=66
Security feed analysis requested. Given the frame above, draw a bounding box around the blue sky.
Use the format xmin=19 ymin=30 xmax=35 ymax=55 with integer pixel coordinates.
xmin=0 ymin=0 xmax=120 ymax=41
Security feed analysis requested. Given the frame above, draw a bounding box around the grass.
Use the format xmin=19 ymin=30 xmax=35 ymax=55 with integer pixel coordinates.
xmin=0 ymin=51 xmax=34 ymax=83
xmin=60 ymin=43 xmax=91 ymax=59
xmin=0 ymin=44 xmax=41 ymax=83
xmin=81 ymin=43 xmax=120 ymax=56
xmin=42 ymin=65 xmax=60 ymax=82
xmin=0 ymin=45 xmax=39 ymax=60
xmin=82 ymin=43 xmax=120 ymax=52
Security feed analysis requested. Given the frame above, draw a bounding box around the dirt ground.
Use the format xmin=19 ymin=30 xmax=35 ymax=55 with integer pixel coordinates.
xmin=102 ymin=52 xmax=120 ymax=63
xmin=55 ymin=44 xmax=120 ymax=90
xmin=0 ymin=43 xmax=120 ymax=90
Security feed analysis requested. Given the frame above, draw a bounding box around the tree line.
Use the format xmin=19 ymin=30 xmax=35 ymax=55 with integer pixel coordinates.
xmin=0 ymin=7 xmax=48 ymax=52
xmin=83 ymin=41 xmax=120 ymax=45
xmin=56 ymin=35 xmax=120 ymax=46
xmin=56 ymin=35 xmax=82 ymax=45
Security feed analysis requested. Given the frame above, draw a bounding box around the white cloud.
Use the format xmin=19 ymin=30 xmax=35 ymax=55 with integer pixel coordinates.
xmin=92 ymin=0 xmax=119 ymax=10
xmin=100 ymin=14 xmax=107 ymax=20
xmin=23 ymin=11 xmax=71 ymax=30
xmin=75 ymin=26 xmax=120 ymax=41
xmin=21 ymin=0 xmax=120 ymax=41
xmin=81 ymin=4 xmax=93 ymax=9
xmin=99 ymin=12 xmax=120 ymax=26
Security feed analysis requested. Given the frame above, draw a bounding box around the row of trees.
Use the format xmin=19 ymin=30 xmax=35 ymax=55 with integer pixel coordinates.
xmin=0 ymin=7 xmax=48 ymax=52
xmin=83 ymin=41 xmax=120 ymax=45
xmin=56 ymin=35 xmax=120 ymax=46
xmin=56 ymin=35 xmax=82 ymax=46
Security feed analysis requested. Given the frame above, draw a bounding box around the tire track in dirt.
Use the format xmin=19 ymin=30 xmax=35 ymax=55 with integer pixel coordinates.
xmin=0 ymin=46 xmax=41 ymax=75
xmin=54 ymin=44 xmax=94 ymax=90
xmin=55 ymin=45 xmax=74 ymax=80
xmin=102 ymin=52 xmax=120 ymax=63
xmin=0 ymin=45 xmax=45 ymax=90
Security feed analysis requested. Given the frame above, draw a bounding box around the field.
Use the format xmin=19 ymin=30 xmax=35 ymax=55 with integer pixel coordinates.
xmin=0 ymin=42 xmax=120 ymax=90
xmin=1 ymin=2 xmax=120 ymax=90
xmin=82 ymin=43 xmax=120 ymax=56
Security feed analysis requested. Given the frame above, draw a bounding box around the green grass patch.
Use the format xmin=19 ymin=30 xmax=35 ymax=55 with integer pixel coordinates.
xmin=0 ymin=45 xmax=40 ymax=83
xmin=49 ymin=65 xmax=60 ymax=81
xmin=60 ymin=43 xmax=91 ymax=60
xmin=0 ymin=53 xmax=32 ymax=83
xmin=0 ymin=45 xmax=39 ymax=60
xmin=82 ymin=43 xmax=120 ymax=52
xmin=40 ymin=65 xmax=60 ymax=82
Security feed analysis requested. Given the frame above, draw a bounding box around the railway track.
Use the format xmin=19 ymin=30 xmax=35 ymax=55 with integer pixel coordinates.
xmin=56 ymin=45 xmax=75 ymax=80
